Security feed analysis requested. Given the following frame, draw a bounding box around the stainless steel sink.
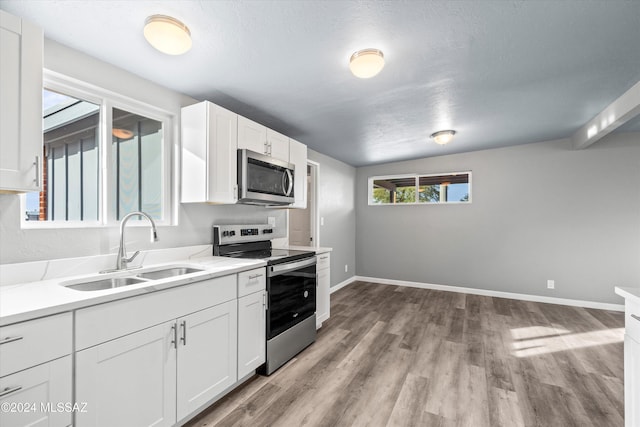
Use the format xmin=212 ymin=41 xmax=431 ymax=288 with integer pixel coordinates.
xmin=136 ymin=267 xmax=205 ymax=280
xmin=65 ymin=276 xmax=148 ymax=292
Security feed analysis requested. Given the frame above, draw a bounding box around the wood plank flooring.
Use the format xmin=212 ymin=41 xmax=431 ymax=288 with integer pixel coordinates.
xmin=185 ymin=281 xmax=625 ymax=427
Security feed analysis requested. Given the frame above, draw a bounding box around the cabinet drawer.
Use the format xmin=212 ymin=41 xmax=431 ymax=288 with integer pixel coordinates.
xmin=76 ymin=275 xmax=236 ymax=350
xmin=238 ymin=268 xmax=266 ymax=298
xmin=317 ymin=253 xmax=330 ymax=271
xmin=626 ymin=298 xmax=640 ymax=342
xmin=0 ymin=355 xmax=72 ymax=427
xmin=0 ymin=312 xmax=72 ymax=377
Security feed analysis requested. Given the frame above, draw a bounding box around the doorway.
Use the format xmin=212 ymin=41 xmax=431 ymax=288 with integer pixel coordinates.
xmin=289 ymin=160 xmax=319 ymax=247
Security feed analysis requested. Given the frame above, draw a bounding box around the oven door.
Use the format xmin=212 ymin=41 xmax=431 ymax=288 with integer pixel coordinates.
xmin=238 ymin=149 xmax=294 ymax=205
xmin=267 ymin=257 xmax=317 ymax=340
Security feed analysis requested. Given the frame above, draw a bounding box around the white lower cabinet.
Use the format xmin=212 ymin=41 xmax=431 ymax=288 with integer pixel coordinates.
xmin=625 ymin=333 xmax=640 ymax=427
xmin=316 ymin=253 xmax=331 ymax=328
xmin=0 ymin=356 xmax=72 ymax=427
xmin=74 ymin=275 xmax=240 ymax=427
xmin=76 ymin=301 xmax=240 ymax=427
xmin=237 ymin=291 xmax=266 ymax=378
xmin=176 ymin=301 xmax=237 ymax=421
xmin=75 ymin=321 xmax=176 ymax=427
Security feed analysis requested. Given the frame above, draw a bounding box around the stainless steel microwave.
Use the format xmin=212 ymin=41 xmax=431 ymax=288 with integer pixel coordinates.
xmin=237 ymin=149 xmax=295 ymax=206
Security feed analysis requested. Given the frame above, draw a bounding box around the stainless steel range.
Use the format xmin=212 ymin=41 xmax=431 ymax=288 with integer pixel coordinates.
xmin=213 ymin=224 xmax=317 ymax=375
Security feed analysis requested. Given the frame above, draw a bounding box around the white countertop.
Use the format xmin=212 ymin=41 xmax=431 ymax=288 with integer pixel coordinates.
xmin=0 ymin=255 xmax=265 ymax=327
xmin=615 ymin=286 xmax=640 ymax=304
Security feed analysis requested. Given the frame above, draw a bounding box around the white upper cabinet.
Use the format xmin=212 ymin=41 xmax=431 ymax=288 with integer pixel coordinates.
xmin=181 ymin=101 xmax=238 ymax=204
xmin=237 ymin=116 xmax=268 ymax=155
xmin=238 ymin=116 xmax=290 ymax=162
xmin=0 ymin=10 xmax=43 ymax=193
xmin=289 ymin=139 xmax=307 ymax=209
xmin=266 ymin=129 xmax=290 ymax=162
xmin=182 ymin=100 xmax=307 ymax=205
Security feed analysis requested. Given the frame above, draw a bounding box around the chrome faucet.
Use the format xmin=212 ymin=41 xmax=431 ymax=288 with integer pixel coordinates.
xmin=115 ymin=211 xmax=158 ymax=270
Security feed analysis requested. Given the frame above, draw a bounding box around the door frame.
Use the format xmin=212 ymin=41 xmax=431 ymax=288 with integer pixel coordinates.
xmin=286 ymin=159 xmax=320 ymax=247
xmin=308 ymin=159 xmax=320 ymax=247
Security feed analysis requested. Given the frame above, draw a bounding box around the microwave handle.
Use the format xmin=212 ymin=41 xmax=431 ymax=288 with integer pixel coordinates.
xmin=283 ymin=169 xmax=293 ymax=197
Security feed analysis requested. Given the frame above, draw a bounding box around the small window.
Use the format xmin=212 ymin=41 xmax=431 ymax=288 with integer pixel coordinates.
xmin=369 ymin=172 xmax=471 ymax=205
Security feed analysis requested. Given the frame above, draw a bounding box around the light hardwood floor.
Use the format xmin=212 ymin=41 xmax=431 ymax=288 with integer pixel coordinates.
xmin=186 ymin=281 xmax=625 ymax=427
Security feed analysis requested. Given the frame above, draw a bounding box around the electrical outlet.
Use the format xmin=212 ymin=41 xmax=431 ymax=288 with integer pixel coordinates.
xmin=268 ymin=216 xmax=276 ymax=226
xmin=547 ymin=279 xmax=555 ymax=289
xmin=345 ymin=264 xmax=348 ymax=273
xmin=320 ymin=217 xmax=325 ymax=226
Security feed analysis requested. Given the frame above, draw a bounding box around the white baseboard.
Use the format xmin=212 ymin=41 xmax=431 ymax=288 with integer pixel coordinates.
xmin=352 ymin=276 xmax=625 ymax=312
xmin=330 ymin=276 xmax=357 ymax=294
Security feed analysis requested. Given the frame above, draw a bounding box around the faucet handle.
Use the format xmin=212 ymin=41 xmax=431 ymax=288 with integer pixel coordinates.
xmin=125 ymin=250 xmax=141 ymax=263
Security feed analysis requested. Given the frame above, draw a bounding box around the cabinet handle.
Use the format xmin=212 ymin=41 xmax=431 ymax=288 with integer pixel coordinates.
xmin=180 ymin=321 xmax=187 ymax=346
xmin=170 ymin=324 xmax=177 ymax=349
xmin=264 ymin=141 xmax=268 ymax=155
xmin=319 ymin=256 xmax=328 ymax=260
xmin=0 ymin=386 xmax=22 ymax=398
xmin=34 ymin=156 xmax=40 ymax=185
xmin=0 ymin=336 xmax=23 ymax=345
xmin=632 ymin=314 xmax=640 ymax=322
xmin=264 ymin=292 xmax=268 ymax=311
xmin=248 ymin=274 xmax=262 ymax=280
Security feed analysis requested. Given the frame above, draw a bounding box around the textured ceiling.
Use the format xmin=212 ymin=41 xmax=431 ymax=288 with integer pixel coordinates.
xmin=2 ymin=0 xmax=639 ymax=166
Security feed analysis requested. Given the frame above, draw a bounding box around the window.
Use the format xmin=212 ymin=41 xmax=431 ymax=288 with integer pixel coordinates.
xmin=112 ymin=108 xmax=163 ymax=220
xmin=369 ymin=172 xmax=471 ymax=205
xmin=23 ymin=73 xmax=173 ymax=227
xmin=26 ymin=90 xmax=100 ymax=221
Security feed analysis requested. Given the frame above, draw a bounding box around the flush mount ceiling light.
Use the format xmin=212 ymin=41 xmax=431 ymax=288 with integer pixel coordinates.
xmin=430 ymin=130 xmax=457 ymax=145
xmin=144 ymin=14 xmax=192 ymax=55
xmin=349 ymin=48 xmax=385 ymax=78
xmin=112 ymin=128 xmax=134 ymax=139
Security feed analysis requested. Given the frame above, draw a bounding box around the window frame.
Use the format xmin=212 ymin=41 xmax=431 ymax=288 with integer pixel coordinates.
xmin=20 ymin=70 xmax=175 ymax=229
xmin=368 ymin=171 xmax=472 ymax=206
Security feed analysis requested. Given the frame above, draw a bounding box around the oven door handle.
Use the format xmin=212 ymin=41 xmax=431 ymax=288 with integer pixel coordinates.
xmin=269 ymin=257 xmax=317 ymax=277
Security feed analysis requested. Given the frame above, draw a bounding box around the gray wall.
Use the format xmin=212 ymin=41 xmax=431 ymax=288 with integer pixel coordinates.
xmin=308 ymin=149 xmax=357 ymax=287
xmin=356 ymin=134 xmax=640 ymax=305
xmin=0 ymin=39 xmax=287 ymax=264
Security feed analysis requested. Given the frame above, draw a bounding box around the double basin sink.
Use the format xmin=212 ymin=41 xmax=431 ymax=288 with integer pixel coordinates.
xmin=63 ymin=266 xmax=205 ymax=292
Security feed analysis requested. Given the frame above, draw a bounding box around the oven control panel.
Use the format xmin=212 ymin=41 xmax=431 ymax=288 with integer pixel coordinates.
xmin=213 ymin=224 xmax=276 ymax=245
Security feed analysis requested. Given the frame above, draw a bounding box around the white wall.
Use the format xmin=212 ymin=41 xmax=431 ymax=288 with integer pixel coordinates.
xmin=0 ymin=39 xmax=287 ymax=264
xmin=308 ymin=149 xmax=356 ymax=287
xmin=356 ymin=134 xmax=640 ymax=305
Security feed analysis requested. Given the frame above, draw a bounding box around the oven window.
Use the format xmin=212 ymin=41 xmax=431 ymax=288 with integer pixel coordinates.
xmin=268 ymin=264 xmax=316 ymax=339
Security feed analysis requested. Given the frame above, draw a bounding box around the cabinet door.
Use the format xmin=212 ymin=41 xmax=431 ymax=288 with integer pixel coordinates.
xmin=626 ymin=334 xmax=640 ymax=427
xmin=207 ymin=103 xmax=238 ymax=203
xmin=289 ymin=139 xmax=307 ymax=209
xmin=237 ymin=116 xmax=267 ymax=154
xmin=316 ymin=255 xmax=331 ymax=328
xmin=267 ymin=129 xmax=290 ymax=162
xmin=238 ymin=291 xmax=266 ymax=379
xmin=75 ymin=321 xmax=177 ymax=427
xmin=181 ymin=101 xmax=238 ymax=204
xmin=0 ymin=10 xmax=43 ymax=192
xmin=176 ymin=300 xmax=238 ymax=421
xmin=0 ymin=356 xmax=72 ymax=427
